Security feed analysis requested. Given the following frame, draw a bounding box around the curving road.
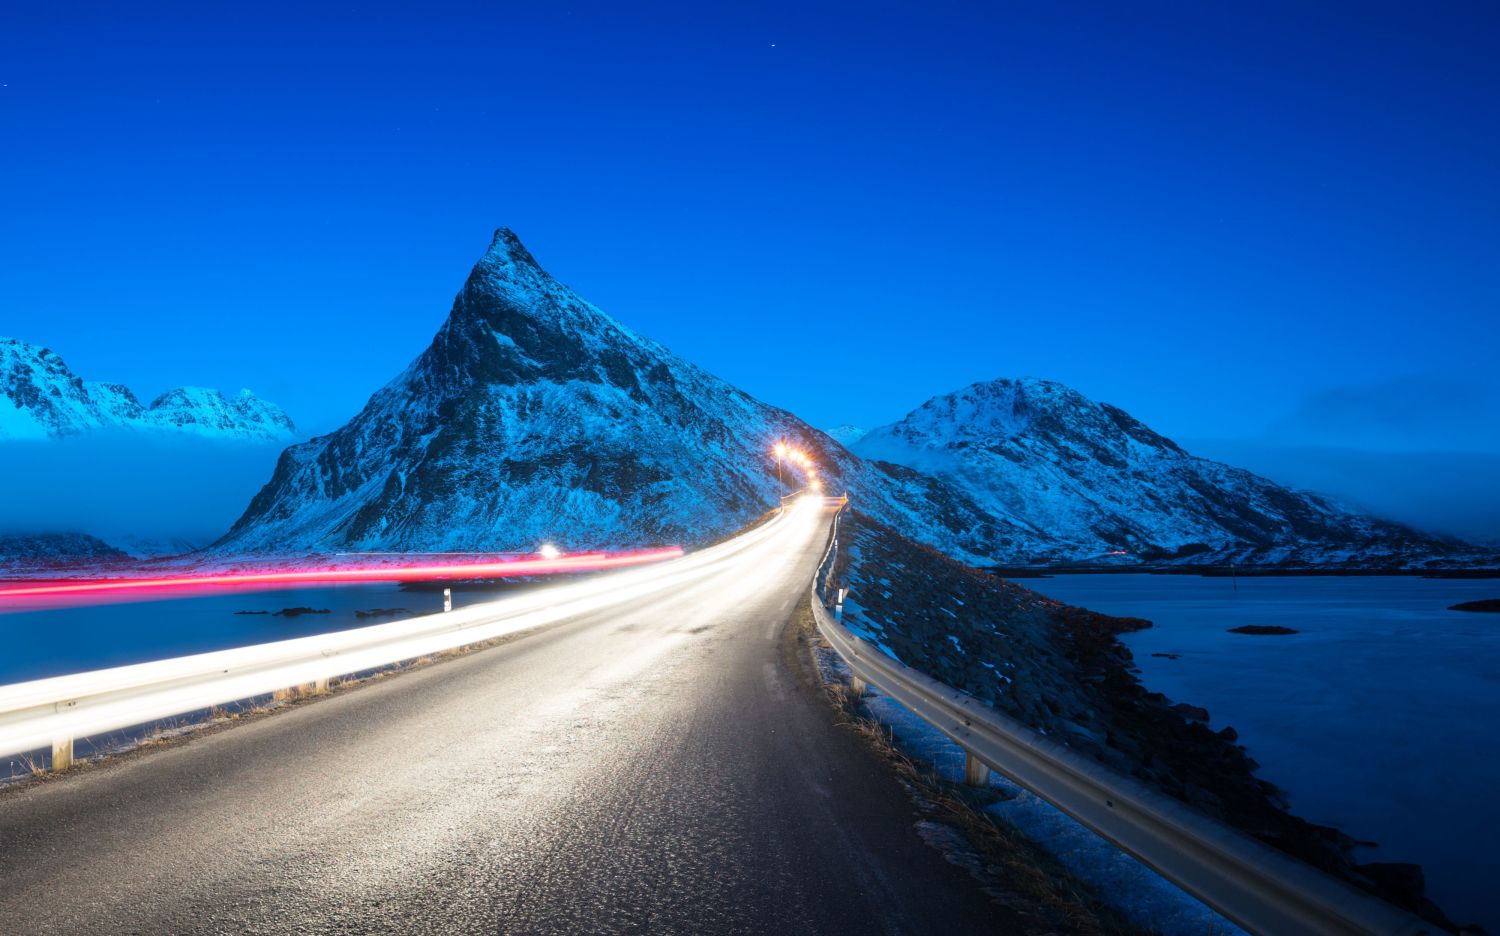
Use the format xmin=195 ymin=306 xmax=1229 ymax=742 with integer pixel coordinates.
xmin=0 ymin=500 xmax=1007 ymax=935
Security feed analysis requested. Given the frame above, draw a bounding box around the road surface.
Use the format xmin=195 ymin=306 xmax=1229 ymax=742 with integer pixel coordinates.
xmin=0 ymin=501 xmax=1008 ymax=934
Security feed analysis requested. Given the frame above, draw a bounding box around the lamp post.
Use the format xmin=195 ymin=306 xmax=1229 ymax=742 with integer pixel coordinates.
xmin=773 ymin=441 xmax=788 ymax=500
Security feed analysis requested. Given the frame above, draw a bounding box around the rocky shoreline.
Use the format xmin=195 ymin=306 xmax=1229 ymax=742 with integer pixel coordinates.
xmin=830 ymin=510 xmax=1466 ymax=932
xmin=990 ymin=564 xmax=1500 ymax=579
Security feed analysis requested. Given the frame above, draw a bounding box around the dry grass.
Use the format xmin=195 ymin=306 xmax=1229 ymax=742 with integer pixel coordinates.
xmin=11 ymin=752 xmax=46 ymax=778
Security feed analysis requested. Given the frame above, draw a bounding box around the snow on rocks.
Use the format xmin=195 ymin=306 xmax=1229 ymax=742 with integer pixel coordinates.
xmin=853 ymin=376 xmax=1470 ymax=567
xmin=0 ymin=337 xmax=294 ymax=442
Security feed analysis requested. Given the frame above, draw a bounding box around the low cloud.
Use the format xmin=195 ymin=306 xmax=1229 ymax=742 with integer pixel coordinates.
xmin=1265 ymin=376 xmax=1500 ymax=454
xmin=1187 ymin=438 xmax=1500 ymax=545
xmin=0 ymin=431 xmax=284 ymax=548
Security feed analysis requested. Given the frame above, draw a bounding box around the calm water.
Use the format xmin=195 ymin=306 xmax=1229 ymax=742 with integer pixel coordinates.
xmin=0 ymin=583 xmax=488 ymax=684
xmin=1026 ymin=574 xmax=1500 ymax=930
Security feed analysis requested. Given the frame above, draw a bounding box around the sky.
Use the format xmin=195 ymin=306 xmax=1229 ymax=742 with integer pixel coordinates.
xmin=2 ymin=2 xmax=1497 ymax=534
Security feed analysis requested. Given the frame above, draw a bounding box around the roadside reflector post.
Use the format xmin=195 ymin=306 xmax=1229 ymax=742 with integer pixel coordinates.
xmin=314 ymin=676 xmax=330 ymax=693
xmin=51 ymin=736 xmax=73 ymax=772
xmin=835 ymin=587 xmax=847 ymax=622
xmin=964 ymin=751 xmax=991 ymax=787
xmin=443 ymin=588 xmax=452 ymax=613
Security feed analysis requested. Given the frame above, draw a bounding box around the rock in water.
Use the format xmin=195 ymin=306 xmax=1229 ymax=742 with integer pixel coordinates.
xmin=1449 ymin=598 xmax=1500 ymax=612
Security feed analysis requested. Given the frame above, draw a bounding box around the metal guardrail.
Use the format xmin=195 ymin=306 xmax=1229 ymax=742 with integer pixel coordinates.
xmin=0 ymin=503 xmax=802 ymax=771
xmin=810 ymin=506 xmax=1434 ymax=936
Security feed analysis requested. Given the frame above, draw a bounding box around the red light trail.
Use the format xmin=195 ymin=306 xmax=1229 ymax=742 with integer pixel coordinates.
xmin=0 ymin=547 xmax=685 ymax=600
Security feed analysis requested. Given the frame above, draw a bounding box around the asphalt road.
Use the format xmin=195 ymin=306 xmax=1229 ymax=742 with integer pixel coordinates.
xmin=0 ymin=502 xmax=1008 ymax=935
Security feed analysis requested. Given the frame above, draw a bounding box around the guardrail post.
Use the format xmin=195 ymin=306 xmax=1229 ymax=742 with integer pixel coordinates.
xmin=314 ymin=676 xmax=330 ymax=693
xmin=52 ymin=736 xmax=73 ymax=771
xmin=963 ymin=750 xmax=990 ymax=787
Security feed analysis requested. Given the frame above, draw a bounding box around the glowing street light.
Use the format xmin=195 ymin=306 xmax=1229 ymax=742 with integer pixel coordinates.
xmin=770 ymin=441 xmax=823 ymax=501
xmin=538 ymin=543 xmax=562 ymax=559
xmin=772 ymin=440 xmax=788 ymax=499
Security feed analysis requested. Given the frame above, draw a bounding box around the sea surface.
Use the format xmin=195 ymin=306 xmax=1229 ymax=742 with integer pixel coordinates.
xmin=0 ymin=582 xmax=505 ymax=684
xmin=1025 ymin=573 xmax=1500 ymax=931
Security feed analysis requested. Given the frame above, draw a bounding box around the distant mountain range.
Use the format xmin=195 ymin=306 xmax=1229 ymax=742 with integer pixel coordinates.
xmin=1 ymin=234 xmax=1481 ymax=569
xmin=213 ymin=229 xmax=1472 ymax=568
xmin=851 ymin=378 xmax=1463 ymax=566
xmin=824 ymin=425 xmax=868 ymax=446
xmin=0 ymin=337 xmax=294 ymax=442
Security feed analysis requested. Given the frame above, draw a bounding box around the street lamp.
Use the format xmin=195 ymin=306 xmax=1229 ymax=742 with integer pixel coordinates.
xmin=773 ymin=440 xmax=787 ymax=499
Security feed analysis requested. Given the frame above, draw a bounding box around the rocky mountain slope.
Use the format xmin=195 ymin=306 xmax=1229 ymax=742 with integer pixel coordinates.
xmin=0 ymin=532 xmax=128 ymax=567
xmin=824 ymin=424 xmax=867 ymax=446
xmin=0 ymin=337 xmax=294 ymax=442
xmin=217 ymin=230 xmax=1008 ymax=558
xmin=853 ymin=378 xmax=1462 ymax=566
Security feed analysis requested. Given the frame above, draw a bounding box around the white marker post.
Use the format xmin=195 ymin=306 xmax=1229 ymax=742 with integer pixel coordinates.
xmin=443 ymin=587 xmax=452 ymax=613
xmin=841 ymin=585 xmax=863 ymax=698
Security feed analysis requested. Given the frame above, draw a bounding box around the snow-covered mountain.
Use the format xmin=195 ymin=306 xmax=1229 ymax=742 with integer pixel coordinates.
xmin=218 ymin=229 xmax=1012 ymax=559
xmin=0 ymin=337 xmax=294 ymax=442
xmin=0 ymin=532 xmax=127 ymax=566
xmin=219 ymin=231 xmax=1470 ymax=567
xmin=824 ymin=424 xmax=867 ymax=446
xmin=853 ymin=378 xmax=1459 ymax=565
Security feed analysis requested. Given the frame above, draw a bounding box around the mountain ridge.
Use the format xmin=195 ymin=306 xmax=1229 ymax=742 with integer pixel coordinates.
xmin=0 ymin=337 xmax=295 ymax=442
xmin=853 ymin=377 xmax=1465 ymax=566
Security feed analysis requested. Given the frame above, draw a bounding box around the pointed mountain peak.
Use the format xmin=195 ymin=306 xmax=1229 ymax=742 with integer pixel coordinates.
xmin=488 ymin=226 xmax=534 ymax=257
xmin=478 ymin=227 xmax=545 ymax=278
xmin=428 ymin=227 xmax=655 ymax=391
xmin=457 ymin=227 xmax=565 ymax=318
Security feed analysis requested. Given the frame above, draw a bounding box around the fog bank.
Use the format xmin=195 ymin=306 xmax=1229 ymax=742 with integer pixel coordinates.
xmin=0 ymin=432 xmax=285 ymax=550
xmin=1185 ymin=439 xmax=1500 ymax=545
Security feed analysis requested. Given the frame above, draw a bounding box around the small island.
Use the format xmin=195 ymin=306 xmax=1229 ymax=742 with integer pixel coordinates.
xmin=1228 ymin=625 xmax=1299 ymax=636
xmin=1449 ymin=599 xmax=1500 ymax=613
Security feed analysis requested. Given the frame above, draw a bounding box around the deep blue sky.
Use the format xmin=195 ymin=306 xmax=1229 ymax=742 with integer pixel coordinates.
xmin=3 ymin=2 xmax=1497 ymax=463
